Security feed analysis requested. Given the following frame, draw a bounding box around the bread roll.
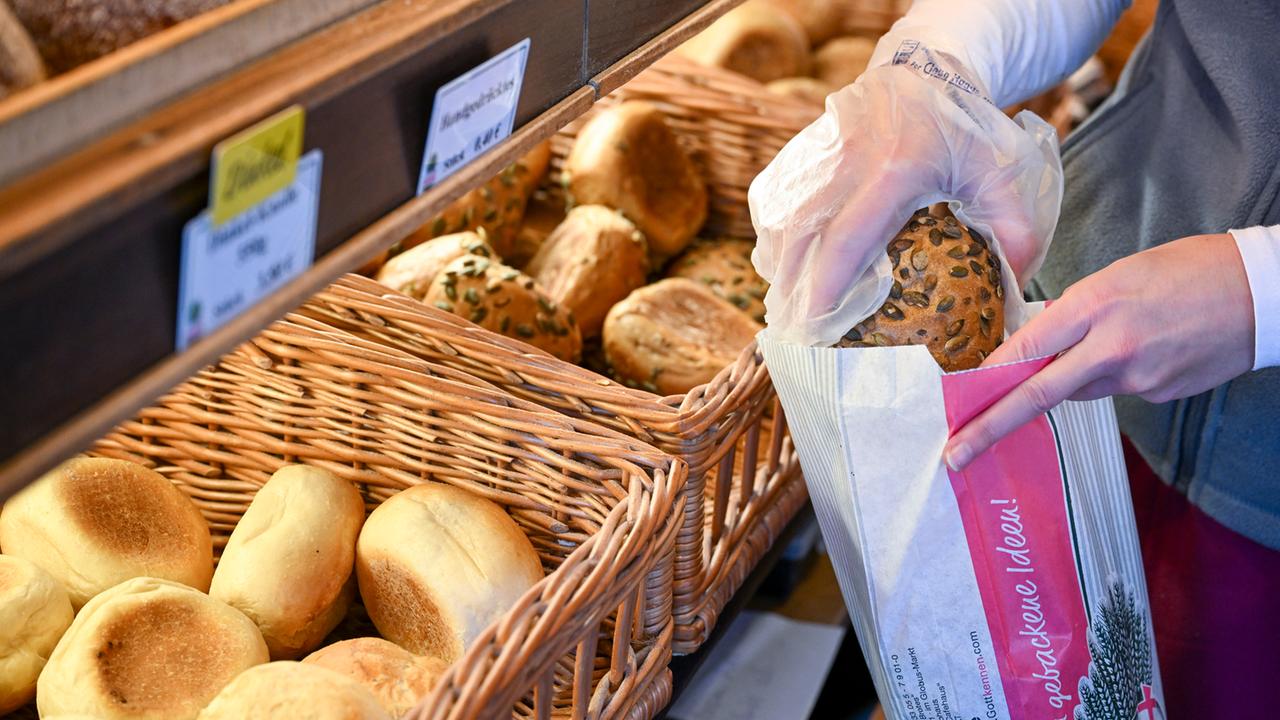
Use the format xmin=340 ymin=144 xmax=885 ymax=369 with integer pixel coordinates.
xmin=37 ymin=577 xmax=268 ymax=720
xmin=0 ymin=555 xmax=73 ymax=714
xmin=677 ymin=1 xmax=810 ymax=83
xmin=509 ymin=189 xmax=566 ymax=268
xmin=603 ymin=278 xmax=762 ymax=395
xmin=763 ymin=0 xmax=843 ymax=46
xmin=374 ymin=232 xmax=494 ymax=300
xmin=835 ymin=207 xmax=1004 ymax=371
xmin=403 ymin=141 xmax=552 ymax=258
xmin=566 ymin=101 xmax=707 ymax=262
xmin=197 ymin=661 xmax=390 ymax=720
xmin=0 ymin=457 xmax=213 ymax=608
xmin=356 ymin=483 xmax=543 ymax=663
xmin=666 ymin=238 xmax=769 ymax=324
xmin=811 ymin=35 xmax=878 ymax=89
xmin=42 ymin=716 xmax=105 ymax=719
xmin=11 ymin=0 xmax=231 ymax=74
xmin=765 ymin=76 xmax=832 ymax=106
xmin=303 ymin=638 xmax=448 ymax=717
xmin=0 ymin=0 xmax=44 ymax=99
xmin=210 ymin=465 xmax=365 ymax=660
xmin=421 ymin=254 xmax=582 ymax=363
xmin=526 ymin=205 xmax=649 ymax=338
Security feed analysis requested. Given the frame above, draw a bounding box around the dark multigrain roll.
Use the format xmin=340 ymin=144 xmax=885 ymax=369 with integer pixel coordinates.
xmin=836 ymin=206 xmax=1005 ymax=372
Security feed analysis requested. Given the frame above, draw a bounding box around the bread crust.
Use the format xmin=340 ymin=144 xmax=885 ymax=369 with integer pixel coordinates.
xmin=765 ymin=76 xmax=832 ymax=106
xmin=374 ymin=232 xmax=494 ymax=300
xmin=526 ymin=205 xmax=649 ymax=338
xmin=762 ymin=0 xmax=843 ymax=46
xmin=666 ymin=237 xmax=768 ymax=324
xmin=677 ymin=1 xmax=811 ymax=83
xmin=0 ymin=556 xmax=73 ymax=714
xmin=197 ymin=661 xmax=390 ymax=720
xmin=0 ymin=0 xmax=44 ymax=98
xmin=811 ymin=35 xmax=877 ymax=89
xmin=303 ymin=638 xmax=447 ymax=718
xmin=603 ymin=278 xmax=762 ymax=395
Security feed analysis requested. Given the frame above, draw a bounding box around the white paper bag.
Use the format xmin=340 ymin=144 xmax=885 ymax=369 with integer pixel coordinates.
xmin=760 ymin=324 xmax=1166 ymax=720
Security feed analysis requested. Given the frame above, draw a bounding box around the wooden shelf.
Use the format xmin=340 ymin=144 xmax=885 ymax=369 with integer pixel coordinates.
xmin=0 ymin=0 xmax=744 ymax=496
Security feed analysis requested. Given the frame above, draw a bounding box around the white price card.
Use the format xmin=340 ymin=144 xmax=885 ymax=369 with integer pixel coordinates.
xmin=176 ymin=149 xmax=323 ymax=351
xmin=416 ymin=38 xmax=530 ymax=194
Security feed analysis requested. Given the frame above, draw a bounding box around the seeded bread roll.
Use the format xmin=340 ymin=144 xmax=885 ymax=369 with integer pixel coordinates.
xmin=811 ymin=35 xmax=878 ymax=89
xmin=210 ymin=465 xmax=365 ymax=660
xmin=835 ymin=207 xmax=1004 ymax=371
xmin=526 ymin=205 xmax=649 ymax=338
xmin=0 ymin=555 xmax=73 ymax=714
xmin=355 ymin=483 xmax=543 ymax=663
xmin=197 ymin=661 xmax=390 ymax=720
xmin=421 ymin=254 xmax=582 ymax=363
xmin=677 ymin=0 xmax=810 ymax=83
xmin=565 ymin=101 xmax=708 ymax=262
xmin=0 ymin=457 xmax=213 ymax=609
xmin=37 ymin=577 xmax=268 ymax=720
xmin=303 ymin=638 xmax=448 ymax=718
xmin=374 ymin=232 xmax=494 ymax=300
xmin=11 ymin=0 xmax=231 ymax=74
xmin=765 ymin=76 xmax=832 ymax=106
xmin=603 ymin=278 xmax=762 ymax=395
xmin=402 ymin=141 xmax=552 ymax=258
xmin=666 ymin=238 xmax=769 ymax=324
xmin=762 ymin=0 xmax=843 ymax=46
xmin=0 ymin=1 xmax=44 ymax=99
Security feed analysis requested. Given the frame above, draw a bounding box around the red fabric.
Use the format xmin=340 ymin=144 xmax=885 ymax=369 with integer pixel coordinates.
xmin=1125 ymin=438 xmax=1280 ymax=720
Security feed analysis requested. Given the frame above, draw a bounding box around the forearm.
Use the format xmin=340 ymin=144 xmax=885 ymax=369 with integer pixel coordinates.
xmin=869 ymin=0 xmax=1131 ymax=106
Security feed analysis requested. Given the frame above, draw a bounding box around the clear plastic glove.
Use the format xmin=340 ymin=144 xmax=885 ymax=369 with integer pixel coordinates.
xmin=749 ymin=47 xmax=1063 ymax=347
xmin=944 ymin=234 xmax=1257 ymax=470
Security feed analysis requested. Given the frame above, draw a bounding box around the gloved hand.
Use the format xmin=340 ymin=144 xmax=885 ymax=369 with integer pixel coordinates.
xmin=944 ymin=233 xmax=1257 ymax=470
xmin=749 ymin=45 xmax=1063 ymax=347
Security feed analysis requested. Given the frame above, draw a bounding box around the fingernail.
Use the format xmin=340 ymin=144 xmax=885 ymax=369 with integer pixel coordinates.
xmin=945 ymin=443 xmax=971 ymax=472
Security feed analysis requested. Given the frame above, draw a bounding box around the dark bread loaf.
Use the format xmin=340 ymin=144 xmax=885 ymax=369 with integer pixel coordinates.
xmin=11 ymin=0 xmax=232 ymax=74
xmin=836 ymin=207 xmax=1004 ymax=372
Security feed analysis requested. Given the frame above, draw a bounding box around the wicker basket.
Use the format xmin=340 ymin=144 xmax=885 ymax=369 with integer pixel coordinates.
xmin=83 ymin=311 xmax=686 ymax=720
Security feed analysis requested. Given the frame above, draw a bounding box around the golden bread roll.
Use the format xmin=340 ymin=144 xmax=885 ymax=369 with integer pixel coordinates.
xmin=509 ymin=189 xmax=566 ymax=268
xmin=42 ymin=716 xmax=106 ymax=719
xmin=197 ymin=661 xmax=390 ymax=720
xmin=402 ymin=141 xmax=552 ymax=258
xmin=677 ymin=0 xmax=810 ymax=83
xmin=603 ymin=278 xmax=762 ymax=395
xmin=765 ymin=76 xmax=832 ymax=106
xmin=0 ymin=555 xmax=73 ymax=714
xmin=355 ymin=483 xmax=543 ymax=663
xmin=763 ymin=0 xmax=844 ymax=46
xmin=303 ymin=637 xmax=448 ymax=718
xmin=811 ymin=35 xmax=878 ymax=89
xmin=374 ymin=232 xmax=494 ymax=300
xmin=566 ymin=101 xmax=707 ymax=262
xmin=525 ymin=205 xmax=649 ymax=338
xmin=37 ymin=577 xmax=268 ymax=720
xmin=666 ymin=237 xmax=769 ymax=324
xmin=10 ymin=0 xmax=231 ymax=74
xmin=210 ymin=465 xmax=365 ymax=660
xmin=0 ymin=457 xmax=213 ymax=609
xmin=0 ymin=0 xmax=44 ymax=99
xmin=421 ymin=254 xmax=582 ymax=362
xmin=835 ymin=207 xmax=1004 ymax=371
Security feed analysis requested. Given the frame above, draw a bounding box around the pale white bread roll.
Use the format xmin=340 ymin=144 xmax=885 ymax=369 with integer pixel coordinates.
xmin=0 ymin=457 xmax=213 ymax=609
xmin=566 ymin=101 xmax=708 ymax=262
xmin=197 ymin=661 xmax=391 ymax=720
xmin=676 ymin=0 xmax=810 ymax=83
xmin=303 ymin=637 xmax=448 ymax=717
xmin=210 ymin=465 xmax=366 ymax=660
xmin=355 ymin=483 xmax=544 ymax=662
xmin=37 ymin=577 xmax=268 ymax=720
xmin=0 ymin=555 xmax=73 ymax=714
xmin=812 ymin=35 xmax=878 ymax=89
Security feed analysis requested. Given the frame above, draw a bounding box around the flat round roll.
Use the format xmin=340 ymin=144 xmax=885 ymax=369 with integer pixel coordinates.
xmin=0 ymin=555 xmax=73 ymax=714
xmin=37 ymin=577 xmax=268 ymax=720
xmin=210 ymin=465 xmax=366 ymax=660
xmin=303 ymin=638 xmax=448 ymax=717
xmin=603 ymin=278 xmax=762 ymax=395
xmin=677 ymin=0 xmax=810 ymax=83
xmin=356 ymin=483 xmax=543 ymax=663
xmin=0 ymin=457 xmax=213 ymax=608
xmin=812 ymin=35 xmax=878 ymax=89
xmin=198 ymin=661 xmax=390 ymax=720
xmin=565 ymin=101 xmax=708 ymax=262
xmin=666 ymin=237 xmax=769 ymax=324
xmin=374 ymin=232 xmax=494 ymax=300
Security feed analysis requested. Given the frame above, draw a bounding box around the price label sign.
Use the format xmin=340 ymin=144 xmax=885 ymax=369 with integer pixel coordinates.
xmin=210 ymin=105 xmax=305 ymax=226
xmin=417 ymin=38 xmax=530 ymax=194
xmin=176 ymin=142 xmax=322 ymax=351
